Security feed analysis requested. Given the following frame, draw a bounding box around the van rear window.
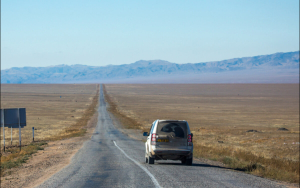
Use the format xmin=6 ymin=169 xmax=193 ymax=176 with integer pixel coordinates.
xmin=156 ymin=122 xmax=187 ymax=138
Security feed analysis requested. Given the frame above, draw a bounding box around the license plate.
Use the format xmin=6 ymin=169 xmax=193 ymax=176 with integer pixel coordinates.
xmin=157 ymin=139 xmax=169 ymax=142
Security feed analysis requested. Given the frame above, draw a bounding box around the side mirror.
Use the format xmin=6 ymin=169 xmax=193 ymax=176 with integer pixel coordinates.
xmin=143 ymin=132 xmax=149 ymax=136
xmin=191 ymin=133 xmax=193 ymax=137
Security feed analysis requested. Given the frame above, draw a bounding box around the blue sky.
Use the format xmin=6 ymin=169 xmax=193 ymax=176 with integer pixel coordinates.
xmin=1 ymin=0 xmax=299 ymax=69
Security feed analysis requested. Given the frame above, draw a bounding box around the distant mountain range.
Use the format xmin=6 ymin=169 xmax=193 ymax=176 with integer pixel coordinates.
xmin=1 ymin=51 xmax=299 ymax=83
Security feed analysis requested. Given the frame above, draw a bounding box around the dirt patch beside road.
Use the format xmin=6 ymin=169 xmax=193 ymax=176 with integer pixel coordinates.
xmin=0 ymin=112 xmax=98 ymax=188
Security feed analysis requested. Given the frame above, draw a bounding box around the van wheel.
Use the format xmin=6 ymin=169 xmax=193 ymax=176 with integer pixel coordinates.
xmin=145 ymin=151 xmax=148 ymax=163
xmin=148 ymin=156 xmax=154 ymax=164
xmin=186 ymin=157 xmax=193 ymax=166
xmin=145 ymin=150 xmax=149 ymax=164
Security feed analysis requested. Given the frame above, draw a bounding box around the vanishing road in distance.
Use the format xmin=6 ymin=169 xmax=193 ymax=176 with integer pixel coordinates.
xmin=37 ymin=85 xmax=286 ymax=188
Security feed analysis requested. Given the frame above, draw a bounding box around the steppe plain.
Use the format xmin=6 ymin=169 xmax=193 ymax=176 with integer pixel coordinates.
xmin=104 ymin=84 xmax=299 ymax=183
xmin=0 ymin=84 xmax=98 ymax=145
xmin=0 ymin=83 xmax=298 ymax=186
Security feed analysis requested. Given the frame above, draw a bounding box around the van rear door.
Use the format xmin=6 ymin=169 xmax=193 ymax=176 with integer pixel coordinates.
xmin=155 ymin=121 xmax=187 ymax=149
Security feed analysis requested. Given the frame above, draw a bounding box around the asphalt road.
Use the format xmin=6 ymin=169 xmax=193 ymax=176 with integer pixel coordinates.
xmin=36 ymin=85 xmax=286 ymax=188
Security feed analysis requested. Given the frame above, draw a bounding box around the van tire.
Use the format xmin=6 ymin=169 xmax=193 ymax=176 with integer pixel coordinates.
xmin=145 ymin=151 xmax=148 ymax=163
xmin=186 ymin=157 xmax=193 ymax=165
xmin=145 ymin=157 xmax=148 ymax=163
xmin=181 ymin=158 xmax=186 ymax=164
xmin=148 ymin=156 xmax=154 ymax=164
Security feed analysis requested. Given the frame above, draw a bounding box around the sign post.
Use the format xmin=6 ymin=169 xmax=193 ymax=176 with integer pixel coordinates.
xmin=32 ymin=127 xmax=34 ymax=141
xmin=2 ymin=110 xmax=5 ymax=152
xmin=18 ymin=108 xmax=21 ymax=151
xmin=11 ymin=126 xmax=12 ymax=145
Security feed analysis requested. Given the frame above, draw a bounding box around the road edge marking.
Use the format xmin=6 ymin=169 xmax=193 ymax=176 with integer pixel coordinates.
xmin=113 ymin=141 xmax=161 ymax=188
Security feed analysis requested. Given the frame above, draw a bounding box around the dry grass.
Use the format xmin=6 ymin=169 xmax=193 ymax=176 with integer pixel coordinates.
xmin=0 ymin=84 xmax=99 ymax=175
xmin=50 ymin=87 xmax=99 ymax=140
xmin=103 ymin=84 xmax=299 ymax=183
xmin=0 ymin=141 xmax=47 ymax=176
xmin=103 ymin=85 xmax=142 ymax=130
xmin=194 ymin=144 xmax=299 ymax=183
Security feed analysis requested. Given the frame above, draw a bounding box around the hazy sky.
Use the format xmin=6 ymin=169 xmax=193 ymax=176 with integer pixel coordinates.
xmin=1 ymin=0 xmax=299 ymax=70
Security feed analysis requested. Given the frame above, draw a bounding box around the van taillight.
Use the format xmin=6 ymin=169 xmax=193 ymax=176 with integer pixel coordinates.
xmin=151 ymin=133 xmax=156 ymax=145
xmin=188 ymin=134 xmax=192 ymax=146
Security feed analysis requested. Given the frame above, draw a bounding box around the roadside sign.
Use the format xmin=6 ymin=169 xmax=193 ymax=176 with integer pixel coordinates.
xmin=0 ymin=108 xmax=26 ymax=128
xmin=3 ymin=108 xmax=19 ymax=127
xmin=0 ymin=109 xmax=3 ymax=125
xmin=32 ymin=127 xmax=35 ymax=141
xmin=0 ymin=108 xmax=26 ymax=151
xmin=19 ymin=108 xmax=26 ymax=127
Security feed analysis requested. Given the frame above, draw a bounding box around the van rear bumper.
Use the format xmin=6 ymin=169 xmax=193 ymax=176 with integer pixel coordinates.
xmin=151 ymin=149 xmax=192 ymax=156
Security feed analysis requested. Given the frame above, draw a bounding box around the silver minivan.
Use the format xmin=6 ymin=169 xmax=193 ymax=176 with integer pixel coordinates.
xmin=143 ymin=120 xmax=193 ymax=165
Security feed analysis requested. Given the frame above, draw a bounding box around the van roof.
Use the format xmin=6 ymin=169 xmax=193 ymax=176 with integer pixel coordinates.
xmin=157 ymin=119 xmax=186 ymax=122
